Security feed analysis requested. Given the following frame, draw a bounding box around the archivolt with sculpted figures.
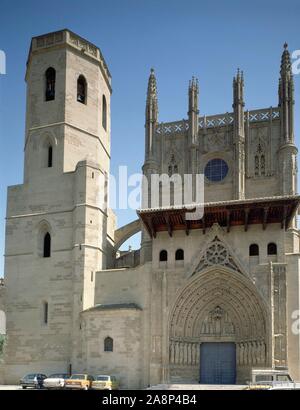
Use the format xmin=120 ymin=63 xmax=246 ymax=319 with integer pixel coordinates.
xmin=168 ymin=267 xmax=271 ymax=369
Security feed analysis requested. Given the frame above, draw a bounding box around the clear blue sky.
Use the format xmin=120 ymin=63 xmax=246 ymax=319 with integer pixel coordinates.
xmin=0 ymin=0 xmax=300 ymax=275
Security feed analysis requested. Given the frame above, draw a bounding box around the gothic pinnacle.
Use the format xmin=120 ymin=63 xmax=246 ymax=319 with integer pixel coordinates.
xmin=147 ymin=67 xmax=157 ymax=100
xmin=280 ymin=42 xmax=292 ymax=77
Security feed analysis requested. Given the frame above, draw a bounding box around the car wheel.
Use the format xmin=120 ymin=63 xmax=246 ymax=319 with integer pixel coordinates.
xmin=22 ymin=386 xmax=26 ymax=389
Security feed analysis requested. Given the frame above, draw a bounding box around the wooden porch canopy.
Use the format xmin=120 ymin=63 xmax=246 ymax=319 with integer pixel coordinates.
xmin=137 ymin=195 xmax=300 ymax=238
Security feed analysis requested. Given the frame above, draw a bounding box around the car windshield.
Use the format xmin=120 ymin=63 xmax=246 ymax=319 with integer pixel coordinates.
xmin=24 ymin=374 xmax=36 ymax=379
xmin=277 ymin=375 xmax=292 ymax=382
xmin=255 ymin=375 xmax=273 ymax=382
xmin=96 ymin=376 xmax=109 ymax=381
xmin=70 ymin=374 xmax=85 ymax=380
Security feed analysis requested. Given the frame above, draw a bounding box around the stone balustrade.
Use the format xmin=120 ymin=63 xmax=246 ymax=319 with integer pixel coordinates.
xmin=155 ymin=107 xmax=280 ymax=135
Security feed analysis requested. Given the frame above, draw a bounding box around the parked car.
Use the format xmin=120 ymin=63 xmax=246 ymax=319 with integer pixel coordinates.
xmin=92 ymin=375 xmax=119 ymax=390
xmin=247 ymin=368 xmax=295 ymax=390
xmin=20 ymin=373 xmax=47 ymax=389
xmin=268 ymin=382 xmax=300 ymax=390
xmin=65 ymin=374 xmax=94 ymax=390
xmin=43 ymin=373 xmax=70 ymax=389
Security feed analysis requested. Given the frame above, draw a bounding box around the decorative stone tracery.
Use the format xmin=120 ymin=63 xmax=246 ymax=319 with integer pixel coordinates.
xmin=248 ymin=128 xmax=272 ymax=178
xmin=254 ymin=142 xmax=266 ymax=177
xmin=168 ymin=153 xmax=178 ymax=176
xmin=203 ymin=131 xmax=230 ymax=153
xmin=193 ymin=236 xmax=242 ymax=274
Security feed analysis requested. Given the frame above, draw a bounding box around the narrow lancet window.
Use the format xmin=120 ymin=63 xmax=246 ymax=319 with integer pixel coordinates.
xmin=77 ymin=75 xmax=87 ymax=104
xmin=48 ymin=146 xmax=53 ymax=168
xmin=104 ymin=336 xmax=113 ymax=352
xmin=43 ymin=232 xmax=51 ymax=258
xmin=43 ymin=302 xmax=48 ymax=324
xmin=45 ymin=67 xmax=56 ymax=101
xmin=159 ymin=250 xmax=168 ymax=262
xmin=102 ymin=95 xmax=107 ymax=130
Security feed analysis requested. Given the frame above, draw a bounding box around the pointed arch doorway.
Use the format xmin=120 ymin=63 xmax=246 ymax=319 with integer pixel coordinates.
xmin=168 ymin=267 xmax=270 ymax=384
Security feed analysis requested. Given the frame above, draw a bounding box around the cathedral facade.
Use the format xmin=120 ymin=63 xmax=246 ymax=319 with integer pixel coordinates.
xmin=1 ymin=30 xmax=300 ymax=388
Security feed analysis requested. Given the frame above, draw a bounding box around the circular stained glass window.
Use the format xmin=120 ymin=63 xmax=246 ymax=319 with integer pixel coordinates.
xmin=204 ymin=158 xmax=228 ymax=182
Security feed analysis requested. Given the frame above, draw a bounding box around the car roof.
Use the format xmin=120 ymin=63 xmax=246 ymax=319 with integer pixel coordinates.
xmin=252 ymin=369 xmax=289 ymax=374
xmin=95 ymin=374 xmax=111 ymax=377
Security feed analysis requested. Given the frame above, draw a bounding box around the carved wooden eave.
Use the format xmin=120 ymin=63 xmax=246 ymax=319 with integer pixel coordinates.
xmin=137 ymin=195 xmax=300 ymax=238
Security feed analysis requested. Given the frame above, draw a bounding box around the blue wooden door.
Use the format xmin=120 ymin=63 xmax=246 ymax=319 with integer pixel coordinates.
xmin=200 ymin=342 xmax=236 ymax=384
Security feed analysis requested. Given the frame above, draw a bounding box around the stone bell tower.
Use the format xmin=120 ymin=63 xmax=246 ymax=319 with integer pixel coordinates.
xmin=24 ymin=29 xmax=111 ymax=181
xmin=3 ymin=30 xmax=112 ymax=382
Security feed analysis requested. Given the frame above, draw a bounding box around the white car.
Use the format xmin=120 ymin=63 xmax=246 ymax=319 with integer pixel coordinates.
xmin=268 ymin=381 xmax=300 ymax=390
xmin=43 ymin=373 xmax=70 ymax=389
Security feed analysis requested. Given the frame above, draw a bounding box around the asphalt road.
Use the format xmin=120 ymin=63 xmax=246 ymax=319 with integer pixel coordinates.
xmin=0 ymin=384 xmax=248 ymax=390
